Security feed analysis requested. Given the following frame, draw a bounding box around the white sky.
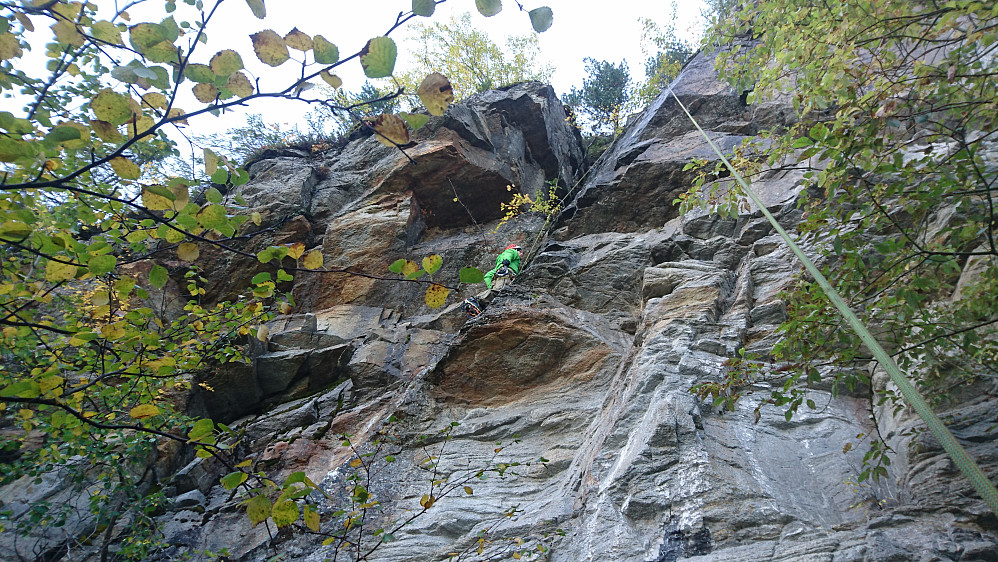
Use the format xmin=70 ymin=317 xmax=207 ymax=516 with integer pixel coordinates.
xmin=15 ymin=0 xmax=708 ymax=134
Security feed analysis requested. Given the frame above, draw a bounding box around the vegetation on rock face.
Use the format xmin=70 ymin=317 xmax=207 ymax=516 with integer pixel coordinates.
xmin=686 ymin=0 xmax=998 ymax=482
xmin=0 ymin=0 xmax=546 ymax=556
xmin=398 ymin=12 xmax=554 ymax=101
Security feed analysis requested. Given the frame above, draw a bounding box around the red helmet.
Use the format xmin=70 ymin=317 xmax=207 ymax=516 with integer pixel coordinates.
xmin=505 ymin=244 xmax=522 ymax=252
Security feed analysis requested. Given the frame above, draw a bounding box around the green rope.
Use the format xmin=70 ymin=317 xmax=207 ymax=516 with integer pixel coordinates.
xmin=666 ymin=88 xmax=998 ymax=515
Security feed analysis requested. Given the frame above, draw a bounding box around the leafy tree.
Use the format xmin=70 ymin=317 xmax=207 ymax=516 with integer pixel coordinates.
xmin=683 ymin=0 xmax=998 ymax=482
xmin=632 ymin=15 xmax=695 ymax=107
xmin=562 ymin=58 xmax=632 ymax=137
xmin=398 ymin=12 xmax=554 ymax=100
xmin=0 ymin=0 xmax=547 ymax=556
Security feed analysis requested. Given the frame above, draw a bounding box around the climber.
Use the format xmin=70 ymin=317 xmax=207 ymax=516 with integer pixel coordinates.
xmin=464 ymin=244 xmax=523 ymax=317
xmin=485 ymin=244 xmax=522 ymax=290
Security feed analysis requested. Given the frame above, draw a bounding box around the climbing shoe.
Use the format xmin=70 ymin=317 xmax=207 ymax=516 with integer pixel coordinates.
xmin=464 ymin=297 xmax=482 ymax=317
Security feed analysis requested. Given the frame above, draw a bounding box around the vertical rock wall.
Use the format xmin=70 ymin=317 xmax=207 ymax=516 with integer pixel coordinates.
xmin=4 ymin=56 xmax=995 ymax=562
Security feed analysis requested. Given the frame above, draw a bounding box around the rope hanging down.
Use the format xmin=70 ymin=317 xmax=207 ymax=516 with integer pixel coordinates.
xmin=665 ymin=86 xmax=998 ymax=516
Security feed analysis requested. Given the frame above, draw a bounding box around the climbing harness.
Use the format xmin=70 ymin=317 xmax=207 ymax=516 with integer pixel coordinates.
xmin=665 ymin=84 xmax=998 ymax=516
xmin=492 ymin=264 xmax=515 ymax=290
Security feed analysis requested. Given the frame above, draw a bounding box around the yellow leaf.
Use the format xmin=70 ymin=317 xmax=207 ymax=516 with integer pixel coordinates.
xmin=279 ymin=302 xmax=293 ymax=314
xmin=304 ymin=504 xmax=320 ymax=532
xmin=373 ymin=114 xmax=409 ymax=147
xmin=421 ymin=254 xmax=443 ymax=275
xmin=129 ymin=404 xmax=161 ymax=419
xmin=167 ymin=108 xmax=188 ymax=125
xmin=420 ymin=494 xmax=435 ymax=509
xmin=349 ymin=458 xmax=363 ymax=468
xmin=400 ymin=260 xmax=419 ymax=277
xmin=417 ymin=73 xmax=454 ymax=116
xmin=463 ymin=486 xmax=473 ymax=495
xmin=142 ymin=92 xmax=167 ymax=109
xmin=256 ymin=325 xmax=269 ymax=342
xmin=51 ymin=20 xmax=85 ymax=47
xmin=251 ymin=211 xmax=262 ymax=225
xmin=14 ymin=12 xmax=34 ymax=32
xmin=142 ymin=188 xmax=172 ymax=211
xmin=284 ymin=27 xmax=312 ymax=51
xmin=513 ymin=553 xmax=521 ymax=560
xmin=225 ymin=71 xmax=254 ymax=98
xmin=90 ymin=119 xmax=123 ymax=142
xmin=302 ymin=249 xmax=323 ymax=270
xmin=39 ymin=375 xmax=63 ymax=396
xmin=45 ymin=259 xmax=78 ymax=282
xmin=251 ymin=30 xmax=290 ymax=67
xmin=0 ymin=30 xmax=23 ymax=61
xmin=2 ymin=326 xmax=17 ymax=338
xmin=192 ymin=83 xmax=218 ymax=104
xmin=209 ymin=49 xmax=244 ymax=76
xmin=91 ymin=88 xmax=132 ymax=125
xmin=424 ymin=283 xmax=450 ymax=309
xmin=177 ymin=242 xmax=199 ymax=262
xmin=319 ymin=70 xmax=342 ymax=88
xmin=110 ymin=157 xmax=141 ymax=180
xmin=204 ymin=148 xmax=218 ymax=175
xmin=287 ymin=242 xmax=305 ymax=260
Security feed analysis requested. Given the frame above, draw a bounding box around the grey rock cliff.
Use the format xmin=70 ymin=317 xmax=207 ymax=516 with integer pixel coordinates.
xmin=4 ymin=59 xmax=995 ymax=562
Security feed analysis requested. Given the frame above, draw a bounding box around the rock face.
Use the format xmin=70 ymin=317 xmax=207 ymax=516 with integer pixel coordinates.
xmin=5 ymin=65 xmax=997 ymax=561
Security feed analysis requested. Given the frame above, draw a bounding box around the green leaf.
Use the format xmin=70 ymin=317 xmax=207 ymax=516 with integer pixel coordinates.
xmin=285 ymin=471 xmax=306 ymax=485
xmin=188 ymin=418 xmax=214 ymax=441
xmin=91 ymin=20 xmax=124 ymax=45
xmin=251 ymin=272 xmax=272 ymax=284
xmin=44 ymin=125 xmax=82 ymax=145
xmin=185 ymin=63 xmax=216 ymax=83
xmin=313 ymin=35 xmax=339 ymax=64
xmin=210 ymin=168 xmax=229 ymax=184
xmin=206 ymin=187 xmax=223 ymax=203
xmin=88 ymin=254 xmax=117 ymax=276
xmin=475 ymin=0 xmax=502 ymax=17
xmin=360 ymin=37 xmax=396 ymax=78
xmin=399 ymin=112 xmax=429 ymax=130
xmin=257 ymin=246 xmax=289 ymax=264
xmin=791 ymin=136 xmax=813 ymax=149
xmin=388 ymin=259 xmax=406 ymax=274
xmin=412 ymin=0 xmax=435 ymax=16
xmin=528 ymin=7 xmax=553 ymax=32
xmin=271 ymin=500 xmax=299 ymax=528
xmin=149 ymin=264 xmax=169 ymax=289
xmin=459 ymin=266 xmax=484 ymax=284
xmin=197 ymin=204 xmax=227 ymax=230
xmin=221 ymin=471 xmax=248 ymax=490
xmin=0 ymin=380 xmax=41 ymax=399
xmin=246 ymin=495 xmax=271 ymax=526
xmin=245 ymin=0 xmax=266 ymax=19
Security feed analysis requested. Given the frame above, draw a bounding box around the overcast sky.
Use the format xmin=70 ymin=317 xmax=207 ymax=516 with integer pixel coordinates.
xmin=22 ymin=0 xmax=708 ymax=136
xmin=156 ymin=0 xmax=708 ymax=130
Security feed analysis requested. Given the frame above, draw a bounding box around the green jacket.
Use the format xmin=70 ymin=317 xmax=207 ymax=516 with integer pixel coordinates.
xmin=484 ymin=248 xmax=521 ymax=289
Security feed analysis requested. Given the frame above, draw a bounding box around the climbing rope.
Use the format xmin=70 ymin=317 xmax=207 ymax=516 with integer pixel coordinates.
xmin=664 ymin=86 xmax=998 ymax=516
